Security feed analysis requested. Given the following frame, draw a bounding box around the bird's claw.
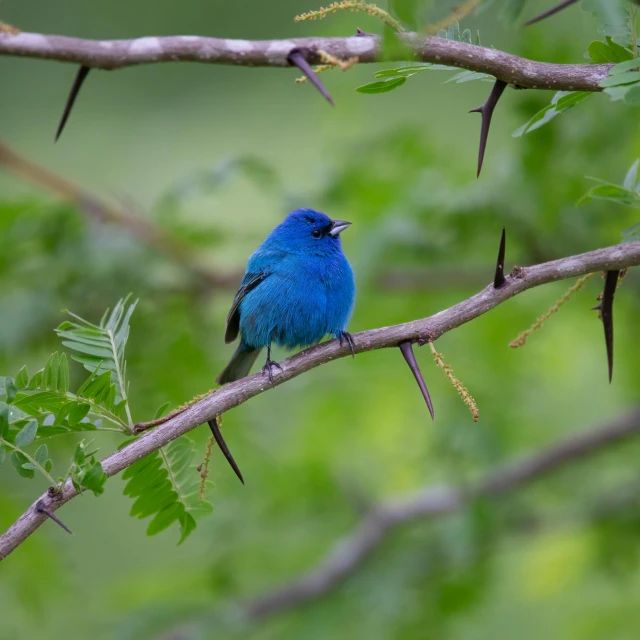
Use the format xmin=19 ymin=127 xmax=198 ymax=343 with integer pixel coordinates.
xmin=339 ymin=332 xmax=356 ymax=358
xmin=262 ymin=358 xmax=283 ymax=382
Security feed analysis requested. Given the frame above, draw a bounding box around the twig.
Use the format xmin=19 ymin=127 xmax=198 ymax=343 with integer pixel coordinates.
xmin=1 ymin=242 xmax=639 ymax=560
xmin=0 ymin=32 xmax=611 ymax=92
xmin=244 ymin=407 xmax=640 ymax=618
xmin=0 ymin=140 xmax=238 ymax=290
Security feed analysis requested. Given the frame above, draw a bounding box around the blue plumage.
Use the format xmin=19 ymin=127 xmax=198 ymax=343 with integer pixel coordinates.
xmin=217 ymin=208 xmax=355 ymax=384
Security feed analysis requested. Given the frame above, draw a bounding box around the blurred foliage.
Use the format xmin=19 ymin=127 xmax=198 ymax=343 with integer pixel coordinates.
xmin=1 ymin=1 xmax=640 ymax=640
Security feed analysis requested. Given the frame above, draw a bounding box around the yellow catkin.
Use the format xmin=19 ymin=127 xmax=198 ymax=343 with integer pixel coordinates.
xmin=198 ymin=432 xmax=216 ymax=501
xmin=429 ymin=342 xmax=479 ymax=422
xmin=509 ymin=273 xmax=596 ymax=349
xmin=426 ymin=0 xmax=481 ymax=34
xmin=0 ymin=21 xmax=20 ymax=35
xmin=295 ymin=52 xmax=358 ymax=83
xmin=295 ymin=1 xmax=405 ymax=32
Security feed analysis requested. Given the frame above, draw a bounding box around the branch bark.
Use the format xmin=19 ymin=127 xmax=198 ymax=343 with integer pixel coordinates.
xmin=0 ymin=31 xmax=610 ymax=91
xmin=1 ymin=241 xmax=639 ymax=560
xmin=245 ymin=407 xmax=640 ymax=618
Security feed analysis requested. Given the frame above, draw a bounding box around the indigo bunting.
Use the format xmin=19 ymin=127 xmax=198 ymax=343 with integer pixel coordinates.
xmin=217 ymin=208 xmax=356 ymax=385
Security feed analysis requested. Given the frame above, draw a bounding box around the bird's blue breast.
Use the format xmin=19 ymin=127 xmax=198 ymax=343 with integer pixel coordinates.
xmin=238 ymin=251 xmax=355 ymax=350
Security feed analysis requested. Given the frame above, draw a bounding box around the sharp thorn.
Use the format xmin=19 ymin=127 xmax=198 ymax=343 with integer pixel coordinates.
xmin=399 ymin=341 xmax=434 ymax=421
xmin=288 ymin=50 xmax=335 ymax=106
xmin=55 ymin=65 xmax=91 ymax=142
xmin=356 ymin=27 xmax=374 ymax=36
xmin=208 ymin=418 xmax=244 ymax=484
xmin=600 ymin=271 xmax=619 ymax=384
xmin=36 ymin=500 xmax=73 ymax=535
xmin=523 ymin=0 xmax=579 ymax=26
xmin=471 ymin=79 xmax=507 ymax=178
xmin=493 ymin=228 xmax=507 ymax=289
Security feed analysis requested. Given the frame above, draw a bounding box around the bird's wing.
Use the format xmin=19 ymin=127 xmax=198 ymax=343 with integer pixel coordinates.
xmin=224 ymin=270 xmax=270 ymax=344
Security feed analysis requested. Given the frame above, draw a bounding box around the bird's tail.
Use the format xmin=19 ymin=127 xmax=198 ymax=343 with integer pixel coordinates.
xmin=217 ymin=343 xmax=262 ymax=385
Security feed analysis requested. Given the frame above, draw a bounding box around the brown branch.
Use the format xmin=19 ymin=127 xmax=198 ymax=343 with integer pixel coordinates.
xmin=245 ymin=407 xmax=640 ymax=618
xmin=0 ymin=140 xmax=239 ymax=290
xmin=0 ymin=31 xmax=610 ymax=91
xmin=1 ymin=241 xmax=639 ymax=560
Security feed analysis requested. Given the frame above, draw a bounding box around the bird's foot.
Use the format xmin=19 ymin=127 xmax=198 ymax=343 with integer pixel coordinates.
xmin=262 ymin=358 xmax=283 ymax=382
xmin=339 ymin=332 xmax=356 ymax=358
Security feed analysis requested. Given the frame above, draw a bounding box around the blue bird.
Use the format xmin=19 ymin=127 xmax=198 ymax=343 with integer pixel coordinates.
xmin=217 ymin=208 xmax=356 ymax=386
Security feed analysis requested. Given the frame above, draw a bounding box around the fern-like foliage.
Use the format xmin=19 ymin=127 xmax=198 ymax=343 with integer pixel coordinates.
xmin=56 ymin=295 xmax=137 ymax=430
xmin=122 ymin=437 xmax=213 ymax=544
xmin=1 ymin=295 xmax=214 ymax=542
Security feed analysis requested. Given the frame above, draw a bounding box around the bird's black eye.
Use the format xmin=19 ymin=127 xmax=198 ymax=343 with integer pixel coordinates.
xmin=311 ymin=229 xmax=322 ymax=238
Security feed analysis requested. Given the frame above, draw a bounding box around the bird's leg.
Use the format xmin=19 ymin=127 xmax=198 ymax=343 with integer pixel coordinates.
xmin=339 ymin=331 xmax=356 ymax=358
xmin=262 ymin=344 xmax=283 ymax=382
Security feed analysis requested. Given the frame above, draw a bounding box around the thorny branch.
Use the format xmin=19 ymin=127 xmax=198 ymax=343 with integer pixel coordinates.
xmin=1 ymin=241 xmax=639 ymax=560
xmin=0 ymin=31 xmax=611 ymax=92
xmin=244 ymin=407 xmax=640 ymax=619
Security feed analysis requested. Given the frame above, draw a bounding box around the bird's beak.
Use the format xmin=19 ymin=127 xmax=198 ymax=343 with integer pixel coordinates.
xmin=329 ymin=219 xmax=352 ymax=236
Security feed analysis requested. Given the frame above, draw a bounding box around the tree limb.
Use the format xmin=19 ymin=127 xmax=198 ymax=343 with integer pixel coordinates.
xmin=0 ymin=31 xmax=610 ymax=91
xmin=245 ymin=407 xmax=640 ymax=618
xmin=0 ymin=241 xmax=639 ymax=560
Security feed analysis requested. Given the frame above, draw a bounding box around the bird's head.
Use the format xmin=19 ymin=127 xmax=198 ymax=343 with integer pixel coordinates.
xmin=270 ymin=208 xmax=351 ymax=255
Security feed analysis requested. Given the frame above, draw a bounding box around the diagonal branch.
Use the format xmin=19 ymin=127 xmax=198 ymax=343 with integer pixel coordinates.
xmin=1 ymin=241 xmax=639 ymax=560
xmin=0 ymin=140 xmax=239 ymax=290
xmin=523 ymin=0 xmax=579 ymax=27
xmin=0 ymin=31 xmax=611 ymax=92
xmin=245 ymin=407 xmax=640 ymax=618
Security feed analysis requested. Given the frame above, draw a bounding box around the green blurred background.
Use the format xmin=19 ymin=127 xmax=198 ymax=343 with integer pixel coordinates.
xmin=1 ymin=1 xmax=640 ymax=638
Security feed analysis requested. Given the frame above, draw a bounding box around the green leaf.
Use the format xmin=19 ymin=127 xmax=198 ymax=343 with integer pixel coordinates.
xmin=59 ymin=353 xmax=70 ymax=393
xmin=0 ymin=407 xmax=9 ymax=438
xmin=588 ymin=38 xmax=633 ymax=63
xmin=600 ymin=72 xmax=640 ymax=87
xmin=356 ymin=77 xmax=407 ymax=94
xmin=35 ymin=444 xmax=48 ymax=465
xmin=623 ymin=160 xmax=639 ymax=191
xmin=14 ymin=419 xmax=38 ymax=447
xmin=622 ymin=222 xmax=640 ymax=239
xmin=623 ymin=85 xmax=640 ymax=105
xmin=68 ymin=402 xmax=91 ymax=426
xmin=0 ymin=447 xmax=6 ymax=467
xmin=14 ymin=366 xmax=29 ymax=390
xmin=4 ymin=377 xmax=17 ymax=403
xmin=513 ymin=91 xmax=593 ymax=137
xmin=11 ymin=451 xmax=34 ymax=478
xmin=610 ymin=57 xmax=640 ymax=74
xmin=153 ymin=402 xmax=171 ymax=420
xmin=13 ymin=391 xmax=66 ymax=414
xmin=580 ymin=184 xmax=640 ymax=207
xmin=80 ymin=461 xmax=107 ymax=496
xmin=44 ymin=459 xmax=52 ymax=473
xmin=27 ymin=369 xmax=43 ymax=391
xmin=44 ymin=353 xmax=60 ymax=391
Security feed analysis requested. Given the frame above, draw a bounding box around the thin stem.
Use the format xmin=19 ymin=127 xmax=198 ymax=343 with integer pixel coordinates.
xmin=106 ymin=328 xmax=134 ymax=432
xmin=0 ymin=438 xmax=58 ymax=486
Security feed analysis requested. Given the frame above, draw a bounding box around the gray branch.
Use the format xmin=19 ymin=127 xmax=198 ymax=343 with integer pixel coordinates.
xmin=0 ymin=241 xmax=639 ymax=560
xmin=0 ymin=31 xmax=610 ymax=91
xmin=245 ymin=408 xmax=640 ymax=618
